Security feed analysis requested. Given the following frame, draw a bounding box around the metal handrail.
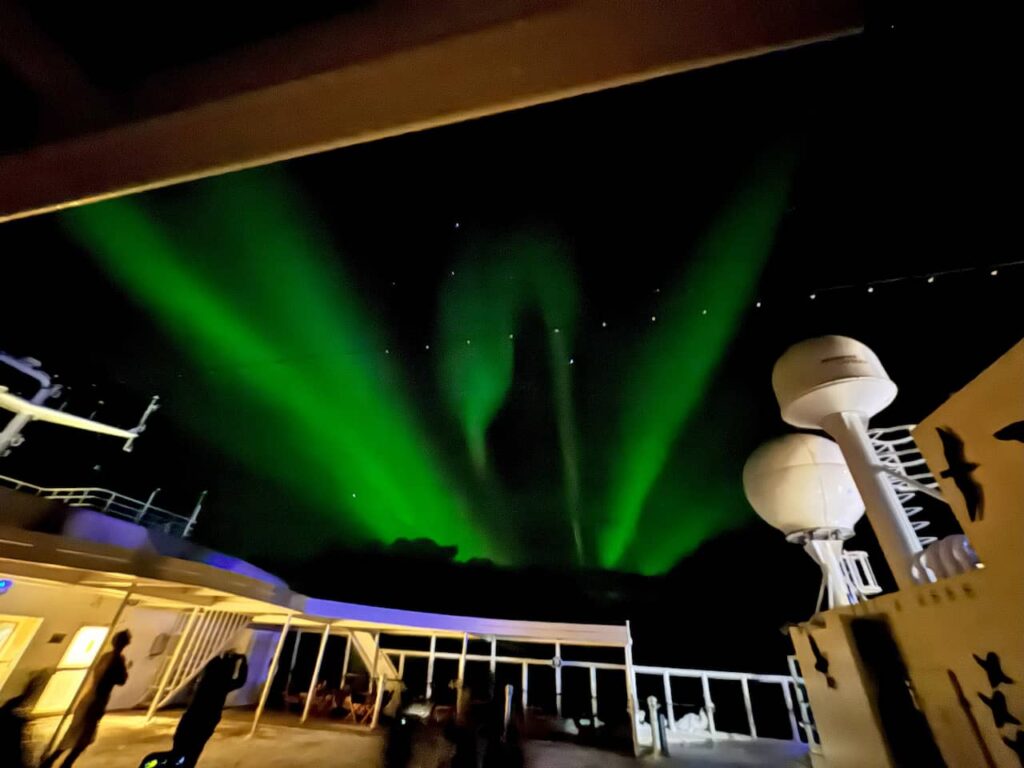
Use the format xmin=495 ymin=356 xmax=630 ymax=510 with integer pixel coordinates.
xmin=0 ymin=473 xmax=194 ymax=536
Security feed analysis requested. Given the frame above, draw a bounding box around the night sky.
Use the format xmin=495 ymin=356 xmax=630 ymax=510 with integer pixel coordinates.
xmin=1 ymin=29 xmax=1020 ymax=665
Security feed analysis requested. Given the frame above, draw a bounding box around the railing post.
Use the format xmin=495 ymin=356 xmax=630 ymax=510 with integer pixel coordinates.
xmin=741 ymin=676 xmax=757 ymax=738
xmin=184 ymin=490 xmax=207 ymax=537
xmin=136 ymin=487 xmax=161 ymax=523
xmin=662 ymin=670 xmax=675 ymax=731
xmin=781 ymin=681 xmax=800 ymax=742
xmin=624 ymin=622 xmax=641 ymax=757
xmin=397 ymin=653 xmax=406 ymax=681
xmin=701 ymin=674 xmax=717 ymax=736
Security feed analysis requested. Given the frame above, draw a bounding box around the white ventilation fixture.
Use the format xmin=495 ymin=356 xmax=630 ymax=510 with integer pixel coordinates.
xmin=772 ymin=336 xmax=922 ymax=591
xmin=743 ymin=434 xmax=871 ymax=610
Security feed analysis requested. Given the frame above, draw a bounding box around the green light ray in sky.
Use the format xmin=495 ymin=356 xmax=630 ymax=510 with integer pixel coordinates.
xmin=597 ymin=150 xmax=795 ymax=569
xmin=437 ymin=232 xmax=584 ymax=562
xmin=62 ymin=171 xmax=491 ymax=562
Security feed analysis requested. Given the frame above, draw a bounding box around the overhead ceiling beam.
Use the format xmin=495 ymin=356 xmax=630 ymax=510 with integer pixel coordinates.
xmin=0 ymin=0 xmax=861 ymax=222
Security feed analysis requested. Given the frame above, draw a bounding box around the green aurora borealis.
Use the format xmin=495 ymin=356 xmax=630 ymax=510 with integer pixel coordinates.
xmin=61 ymin=151 xmax=793 ymax=575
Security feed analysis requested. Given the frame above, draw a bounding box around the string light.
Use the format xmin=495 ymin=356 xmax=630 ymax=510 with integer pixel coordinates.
xmin=927 ymin=276 xmax=935 ymax=284
xmin=867 ymin=286 xmax=874 ymax=293
xmin=991 ymin=269 xmax=999 ymax=276
xmin=601 ymin=321 xmax=608 ymax=328
xmin=651 ymin=316 xmax=657 ymax=322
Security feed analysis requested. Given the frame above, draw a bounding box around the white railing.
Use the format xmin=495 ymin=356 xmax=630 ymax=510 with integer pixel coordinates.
xmin=379 ymin=640 xmax=804 ymax=745
xmin=868 ymin=425 xmax=942 ymax=547
xmin=0 ymin=473 xmax=196 ymax=537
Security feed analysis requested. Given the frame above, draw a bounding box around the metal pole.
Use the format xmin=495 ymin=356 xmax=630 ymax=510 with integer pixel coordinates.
xmin=589 ymin=666 xmax=598 ymax=719
xmin=701 ymin=674 xmax=717 ymax=736
xmin=301 ymin=624 xmax=331 ymax=723
xmin=184 ymin=490 xmax=207 ymax=538
xmin=503 ymin=684 xmax=514 ymax=737
xmin=741 ymin=676 xmax=757 ymax=738
xmin=624 ymin=622 xmax=641 ymax=757
xmin=372 ymin=631 xmax=381 ymax=681
xmin=554 ymin=641 xmax=563 ymax=718
xmin=147 ymin=607 xmax=200 ymax=721
xmin=249 ymin=615 xmax=292 ymax=737
xmin=456 ymin=632 xmax=469 ymax=716
xmin=489 ymin=636 xmax=497 ymax=698
xmin=662 ymin=670 xmax=675 ymax=731
xmin=370 ymin=674 xmax=386 ymax=729
xmin=457 ymin=632 xmax=468 ymax=681
xmin=822 ymin=411 xmax=922 ymax=590
xmin=397 ymin=653 xmax=406 ymax=681
xmin=44 ymin=588 xmax=133 ymax=758
xmin=426 ymin=635 xmax=437 ymax=700
xmin=283 ymin=629 xmax=303 ymax=697
xmin=339 ymin=632 xmax=352 ymax=688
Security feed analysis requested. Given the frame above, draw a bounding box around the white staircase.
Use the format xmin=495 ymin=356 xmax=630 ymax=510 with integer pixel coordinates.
xmin=143 ymin=609 xmax=251 ymax=717
xmin=868 ymin=425 xmax=942 ymax=547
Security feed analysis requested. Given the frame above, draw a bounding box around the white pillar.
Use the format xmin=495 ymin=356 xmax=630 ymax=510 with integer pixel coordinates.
xmin=283 ymin=629 xmax=303 ymax=696
xmin=426 ymin=635 xmax=437 ymax=700
xmin=339 ymin=632 xmax=352 ymax=688
xmin=249 ymin=616 xmax=292 ymax=737
xmin=301 ymin=624 xmax=331 ymax=723
xmin=371 ymin=674 xmax=386 ymax=729
xmin=589 ymin=666 xmax=598 ymax=719
xmin=554 ymin=641 xmax=563 ymax=718
xmin=521 ymin=663 xmax=529 ymax=713
xmin=822 ymin=411 xmax=922 ymax=590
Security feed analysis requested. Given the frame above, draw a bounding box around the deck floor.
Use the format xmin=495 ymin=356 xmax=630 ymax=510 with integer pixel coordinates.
xmin=27 ymin=710 xmax=810 ymax=768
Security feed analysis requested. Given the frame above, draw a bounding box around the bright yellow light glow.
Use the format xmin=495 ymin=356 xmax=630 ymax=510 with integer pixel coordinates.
xmin=59 ymin=626 xmax=109 ymax=668
xmin=34 ymin=669 xmax=89 ymax=714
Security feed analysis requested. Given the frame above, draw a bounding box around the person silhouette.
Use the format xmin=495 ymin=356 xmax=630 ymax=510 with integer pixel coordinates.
xmin=41 ymin=629 xmax=132 ymax=768
xmin=171 ymin=650 xmax=248 ymax=766
xmin=0 ymin=672 xmax=46 ymax=768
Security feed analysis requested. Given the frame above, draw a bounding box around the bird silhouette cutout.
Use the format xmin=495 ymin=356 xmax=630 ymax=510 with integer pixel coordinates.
xmin=975 ymin=652 xmax=1014 ymax=688
xmin=995 ymin=421 xmax=1024 ymax=444
xmin=980 ymin=691 xmax=1021 ymax=728
xmin=937 ymin=427 xmax=984 ymax=521
xmin=1003 ymin=729 xmax=1024 ymax=765
xmin=808 ymin=634 xmax=836 ymax=689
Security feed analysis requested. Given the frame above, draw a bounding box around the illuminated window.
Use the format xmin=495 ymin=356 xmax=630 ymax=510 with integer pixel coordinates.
xmin=34 ymin=625 xmax=110 ymax=714
xmin=58 ymin=626 xmax=109 ymax=668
